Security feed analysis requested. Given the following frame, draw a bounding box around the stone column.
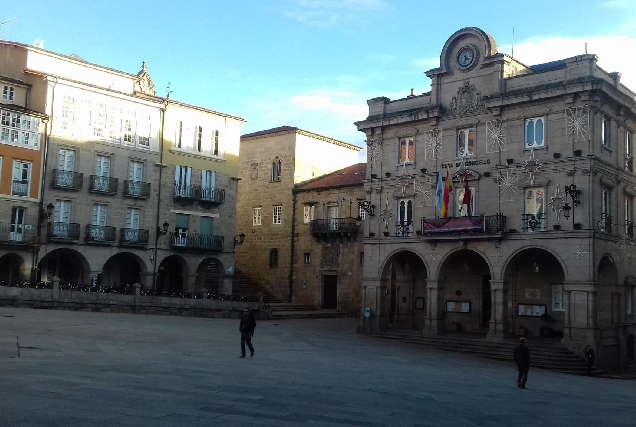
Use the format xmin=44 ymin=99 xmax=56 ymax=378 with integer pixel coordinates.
xmin=423 ymin=280 xmax=445 ymax=335
xmin=487 ymin=280 xmax=510 ymax=341
xmin=220 ymin=274 xmax=233 ymax=295
xmin=358 ymin=279 xmax=384 ymax=334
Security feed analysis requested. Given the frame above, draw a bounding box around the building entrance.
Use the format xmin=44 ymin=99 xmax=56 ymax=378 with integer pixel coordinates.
xmin=482 ymin=275 xmax=491 ymax=327
xmin=323 ymin=275 xmax=338 ymax=309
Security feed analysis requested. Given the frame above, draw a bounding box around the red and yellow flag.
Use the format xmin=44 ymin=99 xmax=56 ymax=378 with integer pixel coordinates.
xmin=442 ymin=170 xmax=452 ymax=218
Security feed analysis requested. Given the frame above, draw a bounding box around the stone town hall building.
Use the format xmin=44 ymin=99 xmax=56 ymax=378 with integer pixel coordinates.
xmin=355 ymin=27 xmax=636 ymax=372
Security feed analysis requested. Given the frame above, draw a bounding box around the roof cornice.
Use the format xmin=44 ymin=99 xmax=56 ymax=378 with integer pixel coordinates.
xmin=242 ymin=127 xmax=361 ymax=151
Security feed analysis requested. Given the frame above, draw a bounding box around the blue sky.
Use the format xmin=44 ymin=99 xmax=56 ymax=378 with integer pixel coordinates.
xmin=2 ymin=0 xmax=635 ymax=154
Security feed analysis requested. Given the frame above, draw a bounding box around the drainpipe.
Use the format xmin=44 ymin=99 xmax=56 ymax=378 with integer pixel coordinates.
xmin=289 ymin=190 xmax=298 ymax=303
xmin=151 ymin=100 xmax=167 ymax=290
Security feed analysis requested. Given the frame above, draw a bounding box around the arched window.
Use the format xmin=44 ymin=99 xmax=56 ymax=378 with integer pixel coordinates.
xmin=271 ymin=157 xmax=282 ymax=182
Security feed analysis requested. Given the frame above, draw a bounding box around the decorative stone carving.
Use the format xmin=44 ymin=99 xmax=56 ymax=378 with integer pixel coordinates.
xmin=448 ymin=81 xmax=485 ymax=116
xmin=566 ymin=105 xmax=589 ymax=144
xmin=250 ymin=163 xmax=259 ymax=180
xmin=486 ymin=119 xmax=506 ymax=153
xmin=134 ymin=61 xmax=156 ymax=96
xmin=424 ymin=128 xmax=442 ymax=160
xmin=320 ymin=243 xmax=340 ymax=268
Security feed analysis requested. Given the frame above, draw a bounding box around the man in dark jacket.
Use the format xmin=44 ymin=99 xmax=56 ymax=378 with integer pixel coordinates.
xmin=513 ymin=337 xmax=530 ymax=389
xmin=239 ymin=308 xmax=256 ymax=358
xmin=584 ymin=344 xmax=595 ymax=376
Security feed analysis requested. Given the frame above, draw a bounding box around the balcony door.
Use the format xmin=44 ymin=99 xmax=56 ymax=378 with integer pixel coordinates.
xmin=94 ymin=155 xmax=111 ymax=192
xmin=397 ymin=198 xmax=413 ymax=236
xmin=128 ymin=161 xmax=144 ymax=196
xmin=327 ymin=205 xmax=339 ymax=231
xmin=201 ymin=170 xmax=215 ymax=200
xmin=11 ymin=161 xmax=31 ymax=197
xmin=91 ymin=204 xmax=107 ymax=241
xmin=53 ymin=200 xmax=71 ymax=238
xmin=200 ymin=216 xmax=213 ymax=248
xmin=57 ymin=149 xmax=75 ymax=187
xmin=174 ymin=214 xmax=189 ymax=246
xmin=10 ymin=207 xmax=25 ymax=242
xmin=125 ymin=208 xmax=140 ymax=243
xmin=174 ymin=166 xmax=192 ymax=197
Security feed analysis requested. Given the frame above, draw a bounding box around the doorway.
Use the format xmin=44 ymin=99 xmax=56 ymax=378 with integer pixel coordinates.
xmin=482 ymin=275 xmax=492 ymax=327
xmin=322 ymin=275 xmax=338 ymax=309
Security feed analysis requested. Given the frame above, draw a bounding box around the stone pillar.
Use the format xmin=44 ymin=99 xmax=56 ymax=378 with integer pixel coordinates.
xmin=487 ymin=280 xmax=510 ymax=341
xmin=52 ymin=275 xmax=60 ymax=302
xmin=423 ymin=280 xmax=445 ymax=335
xmin=358 ymin=280 xmax=384 ymax=334
xmin=220 ymin=274 xmax=233 ymax=295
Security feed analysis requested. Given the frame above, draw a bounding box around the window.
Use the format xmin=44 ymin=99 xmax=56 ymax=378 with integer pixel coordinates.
xmin=61 ymin=95 xmax=75 ymax=131
xmin=456 ymin=187 xmax=475 ymax=217
xmin=212 ymin=130 xmax=219 ymax=155
xmin=626 ymin=197 xmax=633 ymax=238
xmin=177 ymin=121 xmax=183 ymax=148
xmin=269 ymin=249 xmax=279 ymax=268
xmin=93 ymin=155 xmax=111 ymax=192
xmin=253 ymin=207 xmax=262 ymax=226
xmin=525 ymin=117 xmax=545 ymax=148
xmin=627 ymin=286 xmax=634 ymax=315
xmin=0 ymin=110 xmax=39 ymax=148
xmin=525 ymin=188 xmax=545 ymax=231
xmin=273 ymin=205 xmax=282 ymax=224
xmin=360 ymin=252 xmax=364 ymax=265
xmin=627 ymin=132 xmax=633 ymax=172
xmin=123 ymin=118 xmax=135 ymax=144
xmin=457 ymin=128 xmax=475 ymax=157
xmin=358 ymin=205 xmax=366 ymax=220
xmin=303 ymin=205 xmax=314 ymax=224
xmin=397 ymin=198 xmax=413 ymax=236
xmin=52 ymin=200 xmax=71 ymax=238
xmin=197 ymin=126 xmax=203 ymax=152
xmin=124 ymin=208 xmax=141 ymax=243
xmin=552 ymin=285 xmax=564 ymax=311
xmin=399 ymin=137 xmax=414 ymax=164
xmin=91 ymin=204 xmax=108 ymax=242
xmin=174 ymin=165 xmax=192 ymax=197
xmin=271 ymin=157 xmax=282 ymax=182
xmin=10 ymin=207 xmax=25 ymax=242
xmin=137 ymin=116 xmax=151 ymax=148
xmin=11 ymin=161 xmax=31 ymax=197
xmin=2 ymin=85 xmax=14 ymax=101
xmin=602 ymin=187 xmax=611 ymax=232
xmin=174 ymin=214 xmax=190 ymax=246
xmin=602 ymin=116 xmax=611 ymax=148
xmin=303 ymin=253 xmax=311 ymax=265
xmin=108 ymin=106 xmax=121 ymax=141
xmin=201 ymin=170 xmax=216 ymax=200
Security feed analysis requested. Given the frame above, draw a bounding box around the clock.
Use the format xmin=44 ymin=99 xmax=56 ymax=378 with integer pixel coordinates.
xmin=456 ymin=45 xmax=478 ymax=71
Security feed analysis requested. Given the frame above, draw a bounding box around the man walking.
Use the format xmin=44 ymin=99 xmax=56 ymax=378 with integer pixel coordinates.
xmin=239 ymin=308 xmax=256 ymax=358
xmin=584 ymin=344 xmax=595 ymax=376
xmin=513 ymin=337 xmax=530 ymax=389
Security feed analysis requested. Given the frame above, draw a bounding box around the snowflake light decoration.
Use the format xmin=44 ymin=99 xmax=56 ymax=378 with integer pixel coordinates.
xmin=486 ymin=119 xmax=506 ymax=153
xmin=566 ymin=105 xmax=589 ymax=144
xmin=413 ymin=175 xmax=432 ymax=207
xmin=367 ymin=141 xmax=382 ymax=167
xmin=394 ymin=171 xmax=412 ymax=197
xmin=496 ymin=168 xmax=519 ymax=201
xmin=547 ymin=184 xmax=566 ymax=223
xmin=523 ymin=148 xmax=542 ymax=186
xmin=425 ymin=128 xmax=442 ymax=160
xmin=380 ymin=197 xmax=394 ymax=232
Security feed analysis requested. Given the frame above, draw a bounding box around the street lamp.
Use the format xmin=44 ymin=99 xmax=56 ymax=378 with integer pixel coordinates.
xmin=40 ymin=203 xmax=54 ymax=224
xmin=157 ymin=221 xmax=169 ymax=235
xmin=234 ymin=232 xmax=245 ymax=247
xmin=564 ymin=184 xmax=581 ymax=225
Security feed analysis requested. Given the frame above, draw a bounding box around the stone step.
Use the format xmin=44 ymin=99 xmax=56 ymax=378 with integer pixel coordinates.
xmin=270 ymin=310 xmax=349 ymax=320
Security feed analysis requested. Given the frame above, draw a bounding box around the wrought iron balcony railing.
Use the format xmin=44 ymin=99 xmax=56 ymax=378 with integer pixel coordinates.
xmin=11 ymin=181 xmax=29 ymax=197
xmin=626 ymin=220 xmax=634 ymax=239
xmin=123 ymin=180 xmax=151 ymax=199
xmin=395 ymin=221 xmax=413 ymax=237
xmin=420 ymin=214 xmax=506 ymax=236
xmin=168 ymin=232 xmax=224 ymax=251
xmin=119 ymin=228 xmax=149 ymax=245
xmin=0 ymin=222 xmax=36 ymax=244
xmin=47 ymin=222 xmax=80 ymax=241
xmin=173 ymin=184 xmax=200 ymax=200
xmin=52 ymin=170 xmax=83 ymax=190
xmin=89 ymin=175 xmax=118 ymax=195
xmin=200 ymin=188 xmax=225 ymax=204
xmin=522 ymin=213 xmax=546 ymax=232
xmin=598 ymin=214 xmax=612 ymax=233
xmin=626 ymin=156 xmax=634 ymax=173
xmin=310 ymin=218 xmax=360 ymax=235
xmin=85 ymin=225 xmax=117 ymax=243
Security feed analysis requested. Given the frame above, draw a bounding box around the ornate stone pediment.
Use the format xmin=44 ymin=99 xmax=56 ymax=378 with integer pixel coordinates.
xmin=447 ymin=81 xmax=485 ymax=116
xmin=134 ymin=61 xmax=156 ymax=96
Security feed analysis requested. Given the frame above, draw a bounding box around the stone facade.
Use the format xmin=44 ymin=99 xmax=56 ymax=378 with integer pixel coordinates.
xmin=235 ymin=127 xmax=361 ymax=302
xmin=0 ymin=41 xmax=244 ymax=294
xmin=355 ymin=27 xmax=636 ymax=373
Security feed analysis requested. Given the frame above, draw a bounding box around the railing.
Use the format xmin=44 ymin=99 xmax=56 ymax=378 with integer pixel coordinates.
xmin=200 ymin=188 xmax=225 ymax=204
xmin=85 ymin=225 xmax=117 ymax=243
xmin=0 ymin=222 xmax=36 ymax=244
xmin=626 ymin=156 xmax=634 ymax=173
xmin=89 ymin=175 xmax=118 ymax=194
xmin=395 ymin=221 xmax=413 ymax=237
xmin=626 ymin=221 xmax=634 ymax=239
xmin=598 ymin=214 xmax=612 ymax=233
xmin=168 ymin=232 xmax=224 ymax=251
xmin=123 ymin=180 xmax=151 ymax=199
xmin=310 ymin=218 xmax=359 ymax=235
xmin=119 ymin=228 xmax=149 ymax=245
xmin=52 ymin=170 xmax=83 ymax=190
xmin=522 ymin=213 xmax=546 ymax=232
xmin=11 ymin=181 xmax=28 ymax=197
xmin=420 ymin=214 xmax=506 ymax=235
xmin=173 ymin=184 xmax=225 ymax=204
xmin=47 ymin=222 xmax=80 ymax=240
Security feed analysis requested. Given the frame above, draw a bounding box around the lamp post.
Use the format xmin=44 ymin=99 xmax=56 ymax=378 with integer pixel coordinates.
xmin=234 ymin=232 xmax=245 ymax=248
xmin=564 ymin=184 xmax=581 ymax=225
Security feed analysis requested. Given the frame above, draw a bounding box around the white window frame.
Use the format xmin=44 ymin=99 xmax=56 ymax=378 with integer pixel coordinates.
xmin=525 ymin=117 xmax=545 ymax=149
xmin=61 ymin=95 xmax=75 ymax=132
xmin=273 ymin=205 xmax=282 ymax=224
xmin=457 ymin=127 xmax=475 ymax=157
xmin=11 ymin=160 xmax=31 ymax=197
xmin=626 ymin=131 xmax=633 ymax=158
xmin=3 ymin=85 xmax=14 ymax=101
xmin=271 ymin=158 xmax=282 ymax=182
xmin=552 ymin=284 xmax=564 ymax=311
xmin=0 ymin=110 xmax=40 ymax=149
xmin=212 ymin=130 xmax=219 ymax=156
xmin=196 ymin=126 xmax=203 ymax=152
xmin=602 ymin=116 xmax=611 ymax=148
xmin=303 ymin=253 xmax=311 ymax=265
xmin=358 ymin=205 xmax=366 ymax=220
xmin=253 ymin=207 xmax=262 ymax=226
xmin=524 ymin=187 xmax=546 ymax=232
xmin=398 ymin=137 xmax=414 ymax=164
xmin=10 ymin=206 xmax=25 ymax=242
xmin=456 ymin=186 xmax=475 ymax=217
xmin=303 ymin=206 xmax=315 ymax=224
xmin=602 ymin=187 xmax=611 ymax=219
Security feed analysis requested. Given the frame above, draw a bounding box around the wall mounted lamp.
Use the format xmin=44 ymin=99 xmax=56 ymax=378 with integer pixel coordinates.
xmin=157 ymin=221 xmax=169 ymax=235
xmin=234 ymin=232 xmax=246 ymax=247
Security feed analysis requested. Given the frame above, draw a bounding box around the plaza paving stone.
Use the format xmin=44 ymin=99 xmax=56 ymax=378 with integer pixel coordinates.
xmin=0 ymin=307 xmax=634 ymax=426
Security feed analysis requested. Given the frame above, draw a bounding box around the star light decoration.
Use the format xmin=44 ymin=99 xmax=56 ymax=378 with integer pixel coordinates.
xmin=413 ymin=175 xmax=433 ymax=207
xmin=574 ymin=244 xmax=588 ymax=260
xmin=394 ymin=170 xmax=412 ymax=198
xmin=486 ymin=119 xmax=506 ymax=153
xmin=523 ymin=148 xmax=542 ymax=186
xmin=496 ymin=167 xmax=519 ymax=201
xmin=367 ymin=136 xmax=382 ymax=167
xmin=425 ymin=128 xmax=442 ymax=160
xmin=380 ymin=197 xmax=395 ymax=232
xmin=547 ymin=184 xmax=566 ymax=223
xmin=566 ymin=105 xmax=590 ymax=144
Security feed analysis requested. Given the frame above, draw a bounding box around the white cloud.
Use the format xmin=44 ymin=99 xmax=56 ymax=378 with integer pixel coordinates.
xmin=411 ymin=56 xmax=439 ymax=71
xmin=282 ymin=0 xmax=389 ymax=27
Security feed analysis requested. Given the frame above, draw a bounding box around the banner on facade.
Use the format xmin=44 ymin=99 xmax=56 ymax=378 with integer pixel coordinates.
xmin=421 ymin=216 xmax=484 ymax=234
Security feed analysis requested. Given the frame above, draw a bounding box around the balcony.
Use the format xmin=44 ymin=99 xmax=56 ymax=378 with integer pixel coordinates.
xmin=123 ymin=180 xmax=151 ymax=199
xmin=200 ymin=188 xmax=225 ymax=205
xmin=52 ymin=170 xmax=83 ymax=191
xmin=120 ymin=228 xmax=149 ymax=246
xmin=418 ymin=214 xmax=506 ymax=240
xmin=626 ymin=221 xmax=634 ymax=239
xmin=173 ymin=184 xmax=200 ymax=201
xmin=169 ymin=232 xmax=224 ymax=251
xmin=522 ymin=213 xmax=546 ymax=232
xmin=85 ymin=225 xmax=117 ymax=244
xmin=395 ymin=221 xmax=414 ymax=237
xmin=11 ymin=181 xmax=28 ymax=197
xmin=0 ymin=222 xmax=36 ymax=245
xmin=598 ymin=214 xmax=613 ymax=233
xmin=310 ymin=217 xmax=360 ymax=239
xmin=89 ymin=175 xmax=118 ymax=195
xmin=626 ymin=157 xmax=633 ymax=173
xmin=174 ymin=184 xmax=225 ymax=206
xmin=47 ymin=222 xmax=80 ymax=241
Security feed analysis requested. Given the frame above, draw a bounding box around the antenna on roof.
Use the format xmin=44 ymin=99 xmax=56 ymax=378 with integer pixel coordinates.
xmin=511 ymin=27 xmax=515 ymax=58
xmin=585 ymin=43 xmax=587 ymax=54
xmin=0 ymin=18 xmax=17 ymax=37
xmin=166 ymin=82 xmax=173 ymax=99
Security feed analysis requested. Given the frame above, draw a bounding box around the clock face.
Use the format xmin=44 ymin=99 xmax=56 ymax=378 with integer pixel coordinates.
xmin=457 ymin=47 xmax=475 ymax=68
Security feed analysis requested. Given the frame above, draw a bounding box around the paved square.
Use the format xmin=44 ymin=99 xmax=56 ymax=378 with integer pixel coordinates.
xmin=0 ymin=307 xmax=634 ymax=426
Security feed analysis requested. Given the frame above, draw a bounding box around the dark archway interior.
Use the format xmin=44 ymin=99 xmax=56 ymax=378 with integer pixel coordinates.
xmin=196 ymin=258 xmax=223 ymax=293
xmin=37 ymin=249 xmax=89 ymax=284
xmin=102 ymin=253 xmax=143 ymax=288
xmin=158 ymin=256 xmax=184 ymax=292
xmin=0 ymin=254 xmax=24 ymax=283
xmin=381 ymin=251 xmax=427 ymax=329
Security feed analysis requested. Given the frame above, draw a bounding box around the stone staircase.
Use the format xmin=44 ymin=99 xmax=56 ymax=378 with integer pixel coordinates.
xmin=269 ymin=304 xmax=350 ymax=320
xmin=373 ymin=330 xmax=602 ymax=376
xmin=232 ymin=269 xmax=282 ymax=304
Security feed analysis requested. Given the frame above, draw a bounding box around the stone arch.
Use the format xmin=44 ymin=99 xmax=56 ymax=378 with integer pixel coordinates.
xmin=101 ymin=252 xmax=148 ymax=288
xmin=37 ymin=248 xmax=91 ymax=284
xmin=195 ymin=257 xmax=225 ymax=293
xmin=0 ymin=253 xmax=26 ymax=283
xmin=157 ymin=255 xmax=189 ymax=293
xmin=598 ymin=254 xmax=618 ymax=285
xmin=502 ymin=245 xmax=568 ymax=282
xmin=435 ymin=246 xmax=494 ymax=280
xmin=438 ymin=27 xmax=498 ymax=73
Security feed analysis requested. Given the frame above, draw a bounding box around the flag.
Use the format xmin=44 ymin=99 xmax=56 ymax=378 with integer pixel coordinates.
xmin=442 ymin=170 xmax=452 ymax=218
xmin=435 ymin=171 xmax=443 ymax=212
xmin=462 ymin=170 xmax=472 ymax=216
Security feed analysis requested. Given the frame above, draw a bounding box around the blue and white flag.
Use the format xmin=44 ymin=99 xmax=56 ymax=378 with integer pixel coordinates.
xmin=435 ymin=171 xmax=443 ymax=211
